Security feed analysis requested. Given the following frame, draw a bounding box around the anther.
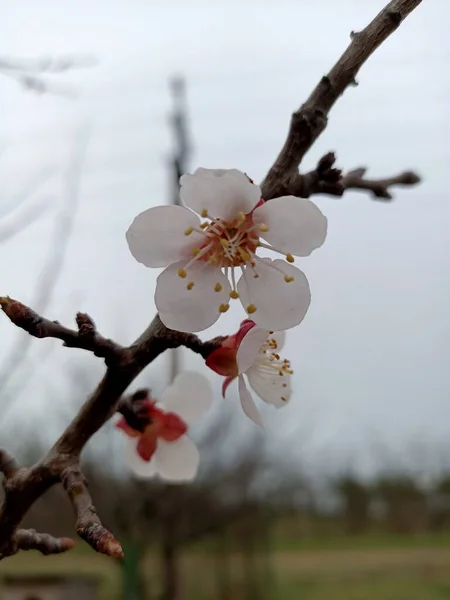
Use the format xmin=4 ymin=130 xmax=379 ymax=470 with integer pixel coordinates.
xmin=237 ymin=211 xmax=246 ymax=222
xmin=184 ymin=226 xmax=193 ymax=236
xmin=230 ymin=290 xmax=239 ymax=299
xmin=186 ymin=281 xmax=194 ymax=290
xmin=214 ymin=283 xmax=223 ymax=292
xmin=219 ymin=303 xmax=229 ymax=313
xmin=200 ymin=222 xmax=208 ymax=229
xmin=258 ymin=223 xmax=269 ymax=232
xmin=220 ymin=239 xmax=229 ymax=248
xmin=178 ymin=268 xmax=187 ymax=278
xmin=284 ymin=275 xmax=294 ymax=283
xmin=192 ymin=248 xmax=200 ymax=256
xmin=247 ymin=304 xmax=257 ymax=314
xmin=201 ymin=209 xmax=208 ymax=218
xmin=286 ymin=253 xmax=294 ymax=263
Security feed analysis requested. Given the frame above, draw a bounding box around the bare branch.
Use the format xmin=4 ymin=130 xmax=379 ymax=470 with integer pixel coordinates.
xmin=261 ymin=0 xmax=423 ymax=200
xmin=275 ymin=152 xmax=421 ymax=200
xmin=16 ymin=529 xmax=75 ymax=556
xmin=0 ymin=298 xmax=124 ymax=364
xmin=62 ymin=467 xmax=123 ymax=558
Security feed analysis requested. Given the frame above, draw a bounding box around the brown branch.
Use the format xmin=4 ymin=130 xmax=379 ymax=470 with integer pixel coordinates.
xmin=275 ymin=152 xmax=421 ymax=200
xmin=0 ymin=0 xmax=423 ymax=562
xmin=62 ymin=467 xmax=123 ymax=558
xmin=16 ymin=529 xmax=75 ymax=555
xmin=261 ymin=0 xmax=423 ymax=200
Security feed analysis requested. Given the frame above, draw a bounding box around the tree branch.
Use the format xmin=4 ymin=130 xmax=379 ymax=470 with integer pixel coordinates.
xmin=261 ymin=0 xmax=423 ymax=200
xmin=273 ymin=152 xmax=421 ymax=200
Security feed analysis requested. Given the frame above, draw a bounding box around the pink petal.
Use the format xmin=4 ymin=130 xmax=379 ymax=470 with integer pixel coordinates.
xmin=237 ymin=258 xmax=311 ymax=331
xmin=222 ymin=376 xmax=235 ymax=397
xmin=252 ymin=196 xmax=327 ymax=256
xmin=180 ymin=168 xmax=261 ymax=221
xmin=238 ymin=375 xmax=264 ymax=429
xmin=126 ymin=205 xmax=204 ymax=268
xmin=124 ymin=437 xmax=157 ymax=478
xmin=155 ymin=260 xmax=231 ymax=332
xmin=160 ymin=372 xmax=213 ymax=424
xmin=236 ymin=326 xmax=269 ymax=374
xmin=205 ymin=346 xmax=239 ymax=377
xmin=155 ymin=436 xmax=200 ymax=482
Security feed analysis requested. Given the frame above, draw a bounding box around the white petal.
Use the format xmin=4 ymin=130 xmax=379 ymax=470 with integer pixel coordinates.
xmin=180 ymin=168 xmax=261 ymax=221
xmin=161 ymin=371 xmax=213 ymax=423
xmin=124 ymin=437 xmax=157 ymax=478
xmin=126 ymin=205 xmax=204 ymax=267
xmin=253 ymin=196 xmax=327 ymax=256
xmin=237 ymin=259 xmax=311 ymax=331
xmin=155 ymin=436 xmax=199 ymax=482
xmin=247 ymin=365 xmax=291 ymax=408
xmin=236 ymin=326 xmax=269 ymax=374
xmin=156 ymin=260 xmax=231 ymax=332
xmin=238 ymin=375 xmax=264 ymax=428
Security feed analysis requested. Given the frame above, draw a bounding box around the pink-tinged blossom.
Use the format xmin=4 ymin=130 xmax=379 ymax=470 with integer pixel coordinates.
xmin=116 ymin=372 xmax=212 ymax=482
xmin=126 ymin=168 xmax=327 ymax=333
xmin=206 ymin=320 xmax=291 ymax=428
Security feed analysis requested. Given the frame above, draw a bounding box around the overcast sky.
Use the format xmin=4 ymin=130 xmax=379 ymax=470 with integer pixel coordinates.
xmin=0 ymin=0 xmax=449 ymax=476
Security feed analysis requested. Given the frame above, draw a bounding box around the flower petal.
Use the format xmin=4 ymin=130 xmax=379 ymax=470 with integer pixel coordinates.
xmin=237 ymin=258 xmax=311 ymax=331
xmin=222 ymin=375 xmax=235 ymax=397
xmin=180 ymin=168 xmax=261 ymax=221
xmin=246 ymin=365 xmax=291 ymax=408
xmin=156 ymin=260 xmax=231 ymax=332
xmin=160 ymin=371 xmax=213 ymax=424
xmin=136 ymin=436 xmax=157 ymax=461
xmin=126 ymin=205 xmax=204 ymax=268
xmin=116 ymin=417 xmax=140 ymax=438
xmin=155 ymin=436 xmax=200 ymax=482
xmin=205 ymin=346 xmax=239 ymax=377
xmin=236 ymin=326 xmax=269 ymax=374
xmin=124 ymin=437 xmax=157 ymax=478
xmin=238 ymin=375 xmax=264 ymax=428
xmin=253 ymin=196 xmax=327 ymax=256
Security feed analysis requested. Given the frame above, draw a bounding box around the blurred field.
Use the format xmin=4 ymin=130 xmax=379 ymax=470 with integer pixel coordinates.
xmin=2 ymin=533 xmax=450 ymax=598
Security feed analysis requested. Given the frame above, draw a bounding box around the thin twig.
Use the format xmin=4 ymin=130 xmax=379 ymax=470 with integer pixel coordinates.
xmin=261 ymin=0 xmax=424 ymax=200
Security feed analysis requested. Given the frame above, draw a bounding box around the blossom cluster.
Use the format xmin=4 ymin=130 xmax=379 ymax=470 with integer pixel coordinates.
xmin=118 ymin=168 xmax=327 ymax=481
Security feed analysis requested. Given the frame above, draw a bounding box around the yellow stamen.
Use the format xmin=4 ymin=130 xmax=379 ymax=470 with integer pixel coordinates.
xmin=178 ymin=268 xmax=187 ymax=278
xmin=237 ymin=211 xmax=246 ymax=222
xmin=238 ymin=247 xmax=250 ymax=261
xmin=284 ymin=275 xmax=294 ymax=283
xmin=258 ymin=223 xmax=269 ymax=232
xmin=229 ymin=290 xmax=239 ymax=299
xmin=200 ymin=222 xmax=208 ymax=229
xmin=201 ymin=208 xmax=208 ymax=218
xmin=184 ymin=226 xmax=193 ymax=236
xmin=192 ymin=247 xmax=200 ymax=256
xmin=247 ymin=304 xmax=257 ymax=314
xmin=186 ymin=281 xmax=194 ymax=290
xmin=214 ymin=283 xmax=222 ymax=292
xmin=286 ymin=253 xmax=294 ymax=263
xmin=209 ymin=255 xmax=218 ymax=264
xmin=220 ymin=238 xmax=229 ymax=248
xmin=219 ymin=303 xmax=229 ymax=313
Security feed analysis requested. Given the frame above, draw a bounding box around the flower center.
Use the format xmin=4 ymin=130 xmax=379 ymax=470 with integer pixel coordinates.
xmin=190 ymin=212 xmax=260 ymax=268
